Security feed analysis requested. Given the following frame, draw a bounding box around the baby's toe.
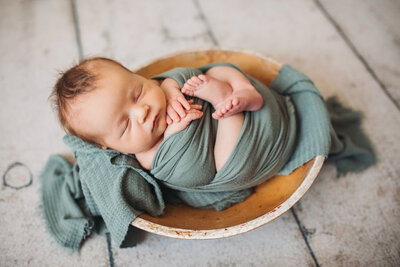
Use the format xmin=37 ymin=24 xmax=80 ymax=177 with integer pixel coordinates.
xmin=212 ymin=111 xmax=222 ymax=119
xmin=182 ymin=86 xmax=193 ymax=96
xmin=198 ymin=74 xmax=208 ymax=83
xmin=186 ymin=91 xmax=194 ymax=96
xmin=220 ymin=106 xmax=228 ymax=114
xmin=189 ymin=76 xmax=201 ymax=86
xmin=232 ymin=97 xmax=240 ymax=106
xmin=185 ymin=82 xmax=196 ymax=90
xmin=225 ymin=99 xmax=233 ymax=110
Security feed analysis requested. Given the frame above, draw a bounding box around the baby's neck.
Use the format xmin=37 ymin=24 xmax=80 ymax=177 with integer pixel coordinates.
xmin=135 ymin=135 xmax=164 ymax=170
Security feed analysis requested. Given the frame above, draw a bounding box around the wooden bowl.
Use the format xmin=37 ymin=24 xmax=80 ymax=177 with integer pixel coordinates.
xmin=131 ymin=48 xmax=324 ymax=239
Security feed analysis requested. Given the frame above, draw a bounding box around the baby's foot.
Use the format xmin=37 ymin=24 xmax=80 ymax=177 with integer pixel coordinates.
xmin=212 ymin=89 xmax=263 ymax=119
xmin=181 ymin=74 xmax=208 ymax=97
xmin=182 ymin=74 xmax=232 ymax=108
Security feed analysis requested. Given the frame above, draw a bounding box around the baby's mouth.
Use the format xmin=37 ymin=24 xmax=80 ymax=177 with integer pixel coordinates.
xmin=152 ymin=114 xmax=159 ymax=131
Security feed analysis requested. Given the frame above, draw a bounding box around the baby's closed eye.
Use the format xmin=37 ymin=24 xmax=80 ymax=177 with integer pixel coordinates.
xmin=120 ymin=119 xmax=130 ymax=137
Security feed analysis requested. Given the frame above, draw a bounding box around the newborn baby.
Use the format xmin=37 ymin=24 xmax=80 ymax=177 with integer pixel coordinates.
xmin=54 ymin=57 xmax=264 ymax=171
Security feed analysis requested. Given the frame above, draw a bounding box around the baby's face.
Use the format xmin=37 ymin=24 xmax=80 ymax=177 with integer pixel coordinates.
xmin=69 ymin=61 xmax=167 ymax=154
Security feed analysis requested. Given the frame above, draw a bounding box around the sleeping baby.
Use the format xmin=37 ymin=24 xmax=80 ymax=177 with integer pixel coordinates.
xmin=54 ymin=57 xmax=264 ymax=172
xmin=52 ymin=57 xmax=297 ymax=194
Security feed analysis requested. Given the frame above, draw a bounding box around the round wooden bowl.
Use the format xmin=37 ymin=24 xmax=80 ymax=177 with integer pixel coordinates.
xmin=131 ymin=48 xmax=324 ymax=239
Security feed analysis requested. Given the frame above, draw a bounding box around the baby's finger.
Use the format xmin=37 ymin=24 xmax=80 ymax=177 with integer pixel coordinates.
xmin=171 ymin=101 xmax=186 ymax=118
xmin=190 ymin=104 xmax=202 ymax=110
xmin=177 ymin=95 xmax=191 ymax=110
xmin=167 ymin=106 xmax=180 ymax=122
xmin=166 ymin=115 xmax=173 ymax=124
xmin=185 ymin=110 xmax=203 ymax=121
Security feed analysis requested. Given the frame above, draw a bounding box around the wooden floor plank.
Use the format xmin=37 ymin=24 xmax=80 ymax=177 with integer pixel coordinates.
xmin=199 ymin=0 xmax=400 ymax=265
xmin=0 ymin=1 xmax=109 ymax=265
xmin=319 ymin=0 xmax=400 ymax=108
xmin=76 ymin=0 xmax=212 ymax=68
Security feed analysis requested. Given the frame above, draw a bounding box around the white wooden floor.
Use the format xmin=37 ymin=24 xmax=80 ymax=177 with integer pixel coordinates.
xmin=1 ymin=0 xmax=399 ymax=266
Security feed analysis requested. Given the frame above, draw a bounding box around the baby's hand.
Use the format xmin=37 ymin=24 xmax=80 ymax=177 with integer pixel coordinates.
xmin=164 ymin=103 xmax=203 ymax=138
xmin=166 ymin=94 xmax=191 ymax=124
xmin=160 ymin=78 xmax=191 ymax=124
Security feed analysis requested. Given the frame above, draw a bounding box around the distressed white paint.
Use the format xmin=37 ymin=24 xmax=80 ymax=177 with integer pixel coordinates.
xmin=320 ymin=0 xmax=400 ymax=105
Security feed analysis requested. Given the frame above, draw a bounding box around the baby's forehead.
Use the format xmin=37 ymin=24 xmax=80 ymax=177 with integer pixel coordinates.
xmin=91 ymin=60 xmax=142 ymax=84
xmin=65 ymin=92 xmax=93 ymax=123
xmin=66 ymin=90 xmax=109 ymax=139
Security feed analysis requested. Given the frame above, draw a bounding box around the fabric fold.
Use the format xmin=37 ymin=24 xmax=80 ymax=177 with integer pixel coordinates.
xmin=39 ymin=155 xmax=93 ymax=251
xmin=325 ymin=96 xmax=376 ymax=176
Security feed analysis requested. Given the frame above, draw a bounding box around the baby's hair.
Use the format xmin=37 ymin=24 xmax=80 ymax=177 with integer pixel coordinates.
xmin=49 ymin=57 xmax=129 ymax=143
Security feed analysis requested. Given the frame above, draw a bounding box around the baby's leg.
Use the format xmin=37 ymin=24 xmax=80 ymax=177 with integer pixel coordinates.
xmin=206 ymin=66 xmax=263 ymax=119
xmin=182 ymin=74 xmax=244 ymax=171
xmin=214 ymin=113 xmax=244 ymax=171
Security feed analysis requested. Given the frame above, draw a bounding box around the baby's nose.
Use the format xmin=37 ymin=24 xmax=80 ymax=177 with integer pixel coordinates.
xmin=136 ymin=104 xmax=150 ymax=124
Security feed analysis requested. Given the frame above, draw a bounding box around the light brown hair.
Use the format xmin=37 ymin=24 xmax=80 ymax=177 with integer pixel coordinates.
xmin=49 ymin=57 xmax=128 ymax=143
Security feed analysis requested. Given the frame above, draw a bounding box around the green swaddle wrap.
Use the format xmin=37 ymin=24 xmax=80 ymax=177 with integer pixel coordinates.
xmin=39 ymin=63 xmax=375 ymax=251
xmin=150 ymin=63 xmax=297 ymax=192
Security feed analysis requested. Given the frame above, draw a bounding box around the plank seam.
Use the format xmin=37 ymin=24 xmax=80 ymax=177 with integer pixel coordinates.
xmin=106 ymin=233 xmax=115 ymax=267
xmin=193 ymin=0 xmax=219 ymax=46
xmin=70 ymin=0 xmax=84 ymax=60
xmin=314 ymin=0 xmax=400 ymax=111
xmin=291 ymin=207 xmax=321 ymax=267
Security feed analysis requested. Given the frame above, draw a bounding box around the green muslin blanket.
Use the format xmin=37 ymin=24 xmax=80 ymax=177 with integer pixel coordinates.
xmin=39 ymin=64 xmax=375 ymax=251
